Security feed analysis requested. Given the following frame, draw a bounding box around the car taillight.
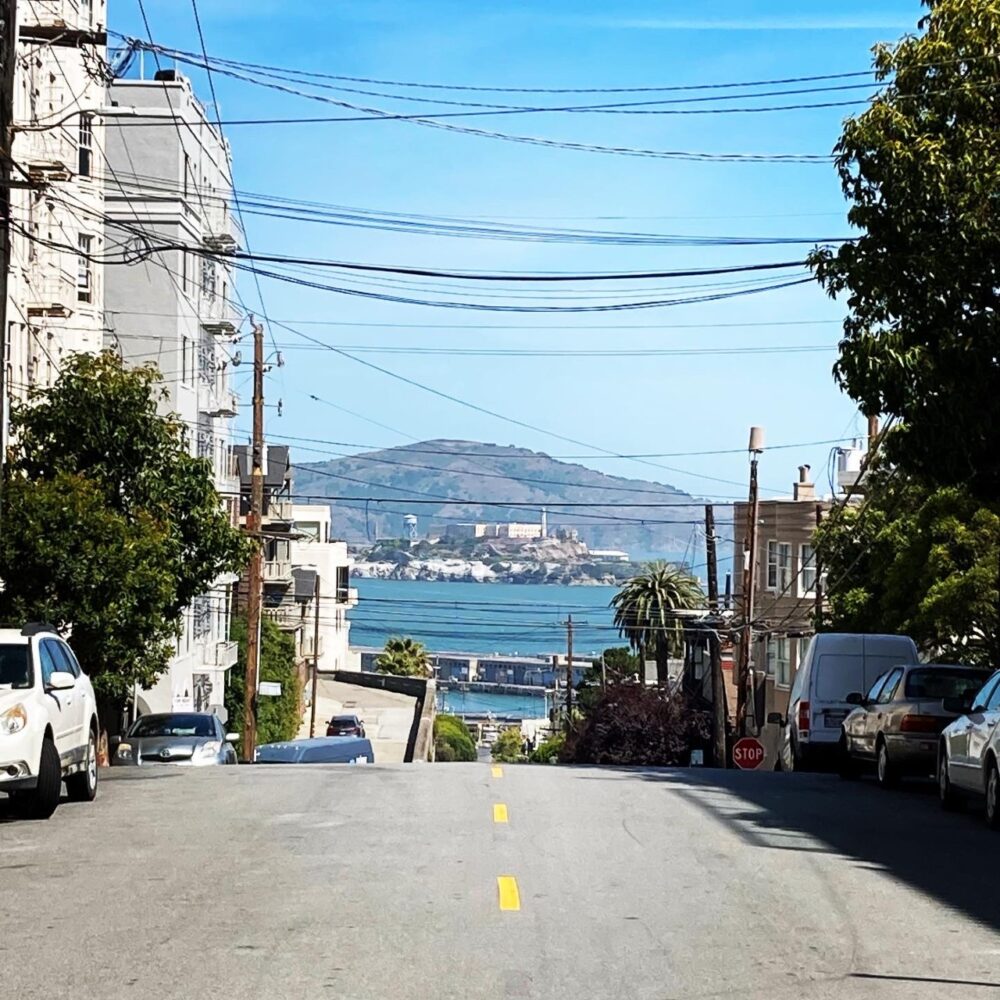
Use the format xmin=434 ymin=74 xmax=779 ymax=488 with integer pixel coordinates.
xmin=900 ymin=714 xmax=942 ymax=733
xmin=798 ymin=701 xmax=810 ymax=733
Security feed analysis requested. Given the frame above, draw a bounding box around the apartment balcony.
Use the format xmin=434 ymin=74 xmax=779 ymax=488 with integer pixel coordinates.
xmin=267 ymin=500 xmax=295 ymax=523
xmin=201 ymin=318 xmax=238 ymax=339
xmin=301 ymin=633 xmax=324 ymax=659
xmin=211 ymin=640 xmax=239 ymax=669
xmin=19 ymin=1 xmax=105 ymax=37
xmin=336 ymin=587 xmax=360 ymax=608
xmin=263 ymin=559 xmax=293 ymax=584
xmin=200 ymin=390 xmax=239 ymax=419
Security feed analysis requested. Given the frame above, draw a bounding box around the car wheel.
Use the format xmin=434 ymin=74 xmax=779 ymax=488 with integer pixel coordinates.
xmin=838 ymin=733 xmax=860 ymax=780
xmin=986 ymin=759 xmax=1000 ymax=831
xmin=876 ymin=738 xmax=899 ymax=789
xmin=21 ymin=738 xmax=62 ymax=819
xmin=938 ymin=750 xmax=960 ymax=811
xmin=65 ymin=728 xmax=98 ymax=802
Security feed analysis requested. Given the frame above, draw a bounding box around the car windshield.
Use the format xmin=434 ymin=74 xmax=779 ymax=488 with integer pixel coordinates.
xmin=904 ymin=668 xmax=989 ymax=701
xmin=129 ymin=714 xmax=215 ymax=738
xmin=330 ymin=716 xmax=358 ymax=727
xmin=0 ymin=644 xmax=31 ymax=689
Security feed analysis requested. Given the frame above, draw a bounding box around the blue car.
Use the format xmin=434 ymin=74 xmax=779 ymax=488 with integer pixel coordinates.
xmin=255 ymin=736 xmax=375 ymax=764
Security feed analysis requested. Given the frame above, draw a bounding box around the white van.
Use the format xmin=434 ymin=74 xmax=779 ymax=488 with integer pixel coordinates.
xmin=771 ymin=633 xmax=919 ymax=771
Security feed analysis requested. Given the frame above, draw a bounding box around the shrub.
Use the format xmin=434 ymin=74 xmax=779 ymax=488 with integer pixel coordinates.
xmin=529 ymin=733 xmax=565 ymax=764
xmin=434 ymin=714 xmax=477 ymax=762
xmin=491 ymin=727 xmax=526 ymax=763
xmin=562 ymin=684 xmax=709 ymax=767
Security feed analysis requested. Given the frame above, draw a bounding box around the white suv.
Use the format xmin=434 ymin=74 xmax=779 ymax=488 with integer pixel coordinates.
xmin=0 ymin=624 xmax=99 ymax=818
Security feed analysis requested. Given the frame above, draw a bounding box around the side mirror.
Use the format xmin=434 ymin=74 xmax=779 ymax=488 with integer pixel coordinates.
xmin=845 ymin=692 xmax=866 ymax=706
xmin=766 ymin=712 xmax=785 ymax=726
xmin=225 ymin=732 xmax=239 ymax=743
xmin=46 ymin=670 xmax=75 ymax=691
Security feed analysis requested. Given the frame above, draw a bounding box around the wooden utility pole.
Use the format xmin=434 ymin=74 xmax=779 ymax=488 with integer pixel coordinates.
xmin=705 ymin=504 xmax=727 ymax=767
xmin=736 ymin=430 xmax=763 ymax=737
xmin=0 ymin=1 xmax=19 ymax=529
xmin=565 ymin=615 xmax=574 ymax=732
xmin=309 ymin=573 xmax=321 ymax=738
xmin=242 ymin=320 xmax=265 ymax=760
xmin=814 ymin=503 xmax=824 ymax=628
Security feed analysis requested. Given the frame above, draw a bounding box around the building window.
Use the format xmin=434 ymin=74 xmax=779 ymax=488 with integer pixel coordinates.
xmin=182 ymin=338 xmax=194 ymax=385
xmin=767 ymin=637 xmax=791 ymax=688
xmin=78 ymin=114 xmax=93 ymax=177
xmin=799 ymin=543 xmax=817 ymax=596
xmin=766 ymin=541 xmax=792 ymax=591
xmin=183 ymin=152 xmax=190 ymax=198
xmin=180 ymin=250 xmax=188 ymax=292
xmin=77 ymin=234 xmax=92 ymax=302
xmin=192 ymin=595 xmax=212 ymax=640
xmin=336 ymin=565 xmax=349 ymax=602
xmin=201 ymin=257 xmax=217 ymax=300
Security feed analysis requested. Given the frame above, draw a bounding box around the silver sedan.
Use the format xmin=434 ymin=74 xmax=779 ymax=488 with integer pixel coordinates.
xmin=839 ymin=663 xmax=990 ymax=787
xmin=112 ymin=712 xmax=239 ymax=767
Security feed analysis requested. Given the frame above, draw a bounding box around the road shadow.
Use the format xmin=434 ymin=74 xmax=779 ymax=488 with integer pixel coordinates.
xmin=575 ymin=766 xmax=1000 ymax=932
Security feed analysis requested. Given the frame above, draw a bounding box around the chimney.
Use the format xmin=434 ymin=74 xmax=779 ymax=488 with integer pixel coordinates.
xmin=794 ymin=464 xmax=816 ymax=501
xmin=867 ymin=414 xmax=880 ymax=454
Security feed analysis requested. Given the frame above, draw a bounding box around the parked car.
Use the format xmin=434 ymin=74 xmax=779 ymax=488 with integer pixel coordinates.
xmin=938 ymin=669 xmax=1000 ymax=828
xmin=770 ymin=633 xmax=920 ymax=771
xmin=256 ymin=736 xmax=375 ymax=764
xmin=0 ymin=624 xmax=99 ymax=818
xmin=839 ymin=663 xmax=991 ymax=786
xmin=326 ymin=714 xmax=366 ymax=738
xmin=112 ymin=713 xmax=238 ymax=767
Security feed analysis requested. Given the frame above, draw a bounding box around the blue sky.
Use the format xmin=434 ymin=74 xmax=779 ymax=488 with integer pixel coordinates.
xmin=112 ymin=0 xmax=923 ymax=500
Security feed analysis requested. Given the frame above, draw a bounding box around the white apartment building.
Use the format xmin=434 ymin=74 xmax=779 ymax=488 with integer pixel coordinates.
xmin=103 ymin=71 xmax=241 ymax=718
xmin=291 ymin=505 xmax=358 ymax=674
xmin=6 ymin=0 xmax=108 ymax=421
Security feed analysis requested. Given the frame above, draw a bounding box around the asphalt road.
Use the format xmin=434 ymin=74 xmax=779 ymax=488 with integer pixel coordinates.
xmin=2 ymin=764 xmax=998 ymax=1000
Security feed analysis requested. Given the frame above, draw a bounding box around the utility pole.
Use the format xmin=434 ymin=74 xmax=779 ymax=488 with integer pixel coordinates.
xmin=736 ymin=427 xmax=764 ymax=737
xmin=705 ymin=504 xmax=727 ymax=767
xmin=600 ymin=650 xmax=606 ymax=690
xmin=814 ymin=504 xmax=824 ymax=627
xmin=0 ymin=0 xmax=19 ymax=532
xmin=242 ymin=320 xmax=265 ymax=761
xmin=565 ymin=614 xmax=573 ymax=732
xmin=309 ymin=573 xmax=321 ymax=738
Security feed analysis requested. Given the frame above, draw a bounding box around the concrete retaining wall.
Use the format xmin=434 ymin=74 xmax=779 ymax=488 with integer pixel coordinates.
xmin=331 ymin=671 xmax=436 ymax=763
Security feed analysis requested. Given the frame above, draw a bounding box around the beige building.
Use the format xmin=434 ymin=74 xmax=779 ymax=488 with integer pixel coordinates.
xmin=496 ymin=522 xmax=544 ymax=540
xmin=733 ymin=465 xmax=832 ymax=722
xmin=6 ymin=0 xmax=108 ymax=426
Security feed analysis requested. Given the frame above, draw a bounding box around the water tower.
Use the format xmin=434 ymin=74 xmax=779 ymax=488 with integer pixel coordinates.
xmin=404 ymin=513 xmax=418 ymax=541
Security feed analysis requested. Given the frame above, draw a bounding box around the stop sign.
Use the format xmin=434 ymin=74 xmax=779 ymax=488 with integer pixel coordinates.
xmin=732 ymin=737 xmax=766 ymax=770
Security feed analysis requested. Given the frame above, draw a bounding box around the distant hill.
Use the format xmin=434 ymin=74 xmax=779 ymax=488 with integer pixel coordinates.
xmin=294 ymin=440 xmax=724 ymax=562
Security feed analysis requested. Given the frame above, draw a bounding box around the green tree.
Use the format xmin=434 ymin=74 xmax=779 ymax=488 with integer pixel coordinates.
xmin=491 ymin=726 xmax=525 ymax=763
xmin=434 ymin=714 xmax=477 ymax=762
xmin=611 ymin=563 xmax=704 ymax=686
xmin=809 ymin=1 xmax=1000 ymax=500
xmin=816 ymin=471 xmax=999 ymax=666
xmin=377 ymin=636 xmax=431 ymax=677
xmin=225 ymin=616 xmax=302 ymax=753
xmin=0 ymin=352 xmax=248 ymax=711
xmin=576 ymin=647 xmax=641 ymax=714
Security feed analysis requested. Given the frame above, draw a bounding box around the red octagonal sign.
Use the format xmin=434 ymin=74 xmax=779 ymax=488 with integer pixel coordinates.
xmin=732 ymin=736 xmax=766 ymax=770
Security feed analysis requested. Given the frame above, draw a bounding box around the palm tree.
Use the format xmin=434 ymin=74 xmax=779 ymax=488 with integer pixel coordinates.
xmin=377 ymin=636 xmax=431 ymax=678
xmin=611 ymin=562 xmax=705 ymax=686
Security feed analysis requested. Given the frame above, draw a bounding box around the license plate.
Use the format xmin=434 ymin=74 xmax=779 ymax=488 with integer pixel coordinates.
xmin=824 ymin=711 xmax=848 ymax=728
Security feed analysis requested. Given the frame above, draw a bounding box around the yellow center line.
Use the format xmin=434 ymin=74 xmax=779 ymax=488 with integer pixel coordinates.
xmin=493 ymin=803 xmax=509 ymax=824
xmin=491 ymin=765 xmax=503 ymax=778
xmin=497 ymin=875 xmax=521 ymax=912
